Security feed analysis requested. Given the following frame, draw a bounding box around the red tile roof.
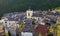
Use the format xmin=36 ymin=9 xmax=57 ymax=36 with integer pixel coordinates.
xmin=34 ymin=24 xmax=48 ymax=36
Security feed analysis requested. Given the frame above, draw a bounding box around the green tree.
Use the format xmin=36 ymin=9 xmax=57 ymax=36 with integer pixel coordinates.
xmin=32 ymin=20 xmax=35 ymax=25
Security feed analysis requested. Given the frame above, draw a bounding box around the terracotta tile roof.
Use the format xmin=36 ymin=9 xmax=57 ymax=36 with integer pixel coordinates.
xmin=34 ymin=24 xmax=48 ymax=36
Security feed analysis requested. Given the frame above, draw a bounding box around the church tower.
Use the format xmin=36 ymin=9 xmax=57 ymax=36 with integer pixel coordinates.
xmin=26 ymin=9 xmax=33 ymax=18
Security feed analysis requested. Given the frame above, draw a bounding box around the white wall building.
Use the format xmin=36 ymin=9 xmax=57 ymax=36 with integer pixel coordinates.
xmin=21 ymin=32 xmax=33 ymax=36
xmin=26 ymin=9 xmax=33 ymax=18
xmin=0 ymin=17 xmax=17 ymax=35
xmin=26 ymin=9 xmax=41 ymax=21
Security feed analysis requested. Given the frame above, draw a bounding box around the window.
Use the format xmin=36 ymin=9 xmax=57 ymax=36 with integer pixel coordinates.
xmin=5 ymin=22 xmax=7 ymax=23
xmin=28 ymin=13 xmax=30 ymax=16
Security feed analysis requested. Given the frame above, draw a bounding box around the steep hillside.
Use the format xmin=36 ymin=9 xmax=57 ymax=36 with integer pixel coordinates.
xmin=0 ymin=0 xmax=60 ymax=18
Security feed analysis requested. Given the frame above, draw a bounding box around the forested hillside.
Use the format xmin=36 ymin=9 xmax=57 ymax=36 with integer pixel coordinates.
xmin=0 ymin=0 xmax=60 ymax=18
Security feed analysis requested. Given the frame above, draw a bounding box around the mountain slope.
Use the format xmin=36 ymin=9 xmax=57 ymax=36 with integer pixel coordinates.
xmin=0 ymin=0 xmax=60 ymax=18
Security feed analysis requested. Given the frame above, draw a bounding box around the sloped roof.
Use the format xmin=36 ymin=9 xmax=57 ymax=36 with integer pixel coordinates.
xmin=22 ymin=23 xmax=34 ymax=32
xmin=32 ymin=12 xmax=43 ymax=17
xmin=34 ymin=24 xmax=48 ymax=36
xmin=22 ymin=19 xmax=35 ymax=32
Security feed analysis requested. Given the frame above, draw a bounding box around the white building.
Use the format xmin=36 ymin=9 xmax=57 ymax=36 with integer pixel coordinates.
xmin=0 ymin=17 xmax=17 ymax=34
xmin=26 ymin=9 xmax=47 ymax=25
xmin=0 ymin=17 xmax=16 ymax=28
xmin=26 ymin=9 xmax=40 ymax=20
xmin=26 ymin=9 xmax=33 ymax=18
xmin=21 ymin=32 xmax=33 ymax=36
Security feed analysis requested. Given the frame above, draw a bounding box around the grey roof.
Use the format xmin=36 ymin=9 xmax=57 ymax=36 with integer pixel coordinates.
xmin=22 ymin=19 xmax=35 ymax=32
xmin=55 ymin=12 xmax=60 ymax=16
xmin=47 ymin=12 xmax=55 ymax=15
xmin=4 ymin=12 xmax=25 ymax=21
xmin=32 ymin=12 xmax=43 ymax=17
xmin=22 ymin=23 xmax=34 ymax=32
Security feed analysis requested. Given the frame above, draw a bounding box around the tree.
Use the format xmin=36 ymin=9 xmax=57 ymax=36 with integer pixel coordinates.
xmin=32 ymin=20 xmax=35 ymax=25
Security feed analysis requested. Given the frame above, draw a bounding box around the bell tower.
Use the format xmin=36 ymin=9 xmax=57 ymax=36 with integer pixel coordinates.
xmin=26 ymin=9 xmax=33 ymax=18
